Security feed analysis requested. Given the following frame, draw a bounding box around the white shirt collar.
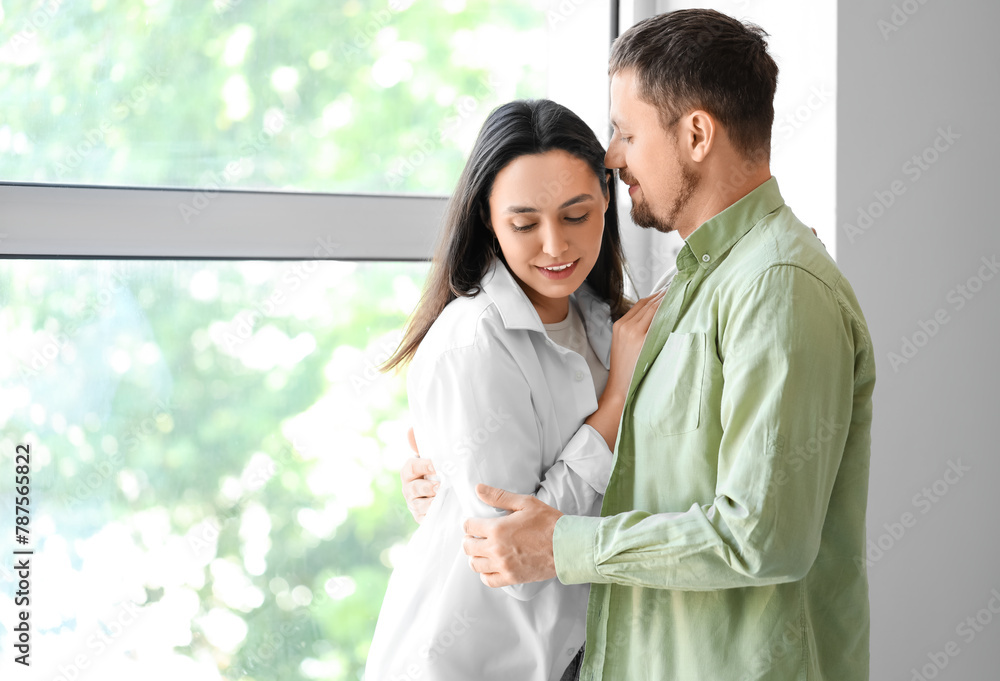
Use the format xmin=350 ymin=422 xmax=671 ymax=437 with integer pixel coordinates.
xmin=479 ymin=258 xmax=613 ymax=368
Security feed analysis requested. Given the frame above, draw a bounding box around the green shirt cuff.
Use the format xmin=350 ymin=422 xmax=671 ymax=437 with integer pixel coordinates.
xmin=553 ymin=514 xmax=604 ymax=585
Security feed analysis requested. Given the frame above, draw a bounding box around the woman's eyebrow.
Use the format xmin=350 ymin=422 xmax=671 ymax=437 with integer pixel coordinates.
xmin=504 ymin=193 xmax=595 ymax=214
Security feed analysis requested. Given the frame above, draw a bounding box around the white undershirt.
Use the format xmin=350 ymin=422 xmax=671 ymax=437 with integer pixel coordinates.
xmin=543 ymin=298 xmax=610 ymax=399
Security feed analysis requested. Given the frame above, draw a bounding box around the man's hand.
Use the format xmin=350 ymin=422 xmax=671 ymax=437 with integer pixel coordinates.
xmin=400 ymin=427 xmax=438 ymax=523
xmin=462 ymin=484 xmax=563 ymax=588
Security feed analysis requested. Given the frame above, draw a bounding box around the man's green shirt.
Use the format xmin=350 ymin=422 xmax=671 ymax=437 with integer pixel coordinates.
xmin=554 ymin=177 xmax=875 ymax=680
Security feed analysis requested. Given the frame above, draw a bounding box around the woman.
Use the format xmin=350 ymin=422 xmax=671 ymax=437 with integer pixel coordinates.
xmin=367 ymin=99 xmax=662 ymax=681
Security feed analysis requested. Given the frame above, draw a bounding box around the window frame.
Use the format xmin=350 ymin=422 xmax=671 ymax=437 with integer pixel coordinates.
xmin=0 ymin=183 xmax=446 ymax=260
xmin=0 ymin=2 xmax=622 ymax=262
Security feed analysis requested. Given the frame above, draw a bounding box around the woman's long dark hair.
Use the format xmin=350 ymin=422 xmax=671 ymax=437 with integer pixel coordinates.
xmin=382 ymin=99 xmax=630 ymax=372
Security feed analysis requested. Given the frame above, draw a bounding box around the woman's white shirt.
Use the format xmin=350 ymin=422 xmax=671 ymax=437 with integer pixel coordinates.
xmin=365 ymin=259 xmax=615 ymax=681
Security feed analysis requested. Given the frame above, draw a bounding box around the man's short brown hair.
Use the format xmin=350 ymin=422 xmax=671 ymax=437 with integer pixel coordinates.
xmin=610 ymin=9 xmax=779 ymax=162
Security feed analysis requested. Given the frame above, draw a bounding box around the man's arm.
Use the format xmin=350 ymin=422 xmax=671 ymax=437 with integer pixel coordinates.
xmin=403 ymin=425 xmax=612 ymax=530
xmin=466 ymin=266 xmax=863 ymax=590
xmin=402 ymin=427 xmax=610 ymax=526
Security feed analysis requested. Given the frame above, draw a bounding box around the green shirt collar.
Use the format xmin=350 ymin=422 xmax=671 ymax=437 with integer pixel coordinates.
xmin=681 ymin=176 xmax=785 ymax=272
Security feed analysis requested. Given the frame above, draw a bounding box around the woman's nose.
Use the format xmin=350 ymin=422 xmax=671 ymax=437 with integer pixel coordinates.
xmin=540 ymin=222 xmax=569 ymax=257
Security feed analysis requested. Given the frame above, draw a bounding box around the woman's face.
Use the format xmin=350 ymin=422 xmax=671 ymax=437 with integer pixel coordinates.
xmin=488 ymin=149 xmax=609 ymax=323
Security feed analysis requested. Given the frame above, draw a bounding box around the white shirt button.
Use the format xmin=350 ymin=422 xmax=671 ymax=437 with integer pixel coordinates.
xmin=575 ymin=371 xmax=584 ymax=381
xmin=702 ymin=254 xmax=711 ymax=262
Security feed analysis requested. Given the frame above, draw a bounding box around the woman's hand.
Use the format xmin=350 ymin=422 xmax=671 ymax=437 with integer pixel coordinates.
xmin=585 ymin=288 xmax=665 ymax=449
xmin=606 ymin=288 xmax=666 ymax=400
xmin=400 ymin=427 xmax=439 ymax=524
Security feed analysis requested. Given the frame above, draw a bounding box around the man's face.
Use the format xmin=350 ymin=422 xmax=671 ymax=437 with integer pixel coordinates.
xmin=606 ymin=69 xmax=700 ymax=235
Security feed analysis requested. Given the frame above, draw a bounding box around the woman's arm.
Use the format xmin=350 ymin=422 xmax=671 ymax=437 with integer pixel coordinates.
xmin=410 ymin=337 xmax=566 ymax=521
xmin=412 ymin=331 xmax=617 ymax=601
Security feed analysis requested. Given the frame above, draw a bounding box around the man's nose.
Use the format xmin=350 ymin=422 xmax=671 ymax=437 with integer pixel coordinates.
xmin=605 ymin=139 xmax=624 ymax=169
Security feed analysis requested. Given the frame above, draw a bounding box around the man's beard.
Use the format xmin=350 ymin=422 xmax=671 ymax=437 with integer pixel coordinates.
xmin=622 ymin=163 xmax=699 ymax=234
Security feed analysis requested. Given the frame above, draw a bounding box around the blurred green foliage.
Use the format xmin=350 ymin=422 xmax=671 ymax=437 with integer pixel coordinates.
xmin=0 ymin=0 xmax=545 ymax=193
xmin=2 ymin=259 xmax=430 ymax=679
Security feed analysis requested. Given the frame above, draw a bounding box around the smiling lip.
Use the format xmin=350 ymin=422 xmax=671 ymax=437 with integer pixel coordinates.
xmin=628 ymin=184 xmax=639 ymax=195
xmin=536 ymin=259 xmax=579 ymax=280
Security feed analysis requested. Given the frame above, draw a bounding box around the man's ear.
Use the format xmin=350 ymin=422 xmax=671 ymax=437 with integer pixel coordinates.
xmin=682 ymin=110 xmax=716 ymax=163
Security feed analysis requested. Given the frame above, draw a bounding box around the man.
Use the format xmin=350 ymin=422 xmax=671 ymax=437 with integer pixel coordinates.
xmin=403 ymin=9 xmax=874 ymax=680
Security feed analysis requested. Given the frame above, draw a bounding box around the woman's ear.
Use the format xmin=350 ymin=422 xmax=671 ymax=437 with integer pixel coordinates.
xmin=479 ymin=203 xmax=493 ymax=233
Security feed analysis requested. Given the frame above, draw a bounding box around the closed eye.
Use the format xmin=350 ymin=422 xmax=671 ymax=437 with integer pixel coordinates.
xmin=565 ymin=212 xmax=590 ymax=223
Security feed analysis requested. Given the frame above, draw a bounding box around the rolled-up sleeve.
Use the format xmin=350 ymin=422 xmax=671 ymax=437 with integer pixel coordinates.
xmin=537 ymin=423 xmax=613 ymax=501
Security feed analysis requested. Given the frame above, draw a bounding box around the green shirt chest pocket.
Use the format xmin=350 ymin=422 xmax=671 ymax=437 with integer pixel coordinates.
xmin=634 ymin=332 xmax=706 ymax=436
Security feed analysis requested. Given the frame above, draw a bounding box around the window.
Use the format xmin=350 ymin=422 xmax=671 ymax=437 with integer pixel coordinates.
xmin=0 ymin=2 xmax=612 ymax=679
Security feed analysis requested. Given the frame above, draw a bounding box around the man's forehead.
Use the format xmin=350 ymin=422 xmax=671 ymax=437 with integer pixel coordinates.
xmin=609 ymin=71 xmax=636 ymax=126
xmin=610 ymin=69 xmax=637 ymax=93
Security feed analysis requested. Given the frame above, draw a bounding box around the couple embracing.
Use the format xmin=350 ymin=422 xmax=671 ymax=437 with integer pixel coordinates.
xmin=368 ymin=9 xmax=874 ymax=681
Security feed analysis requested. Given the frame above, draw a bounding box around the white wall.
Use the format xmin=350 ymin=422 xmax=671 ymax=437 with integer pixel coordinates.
xmin=545 ymin=0 xmax=612 ymax=146
xmin=838 ymin=1 xmax=1000 ymax=678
